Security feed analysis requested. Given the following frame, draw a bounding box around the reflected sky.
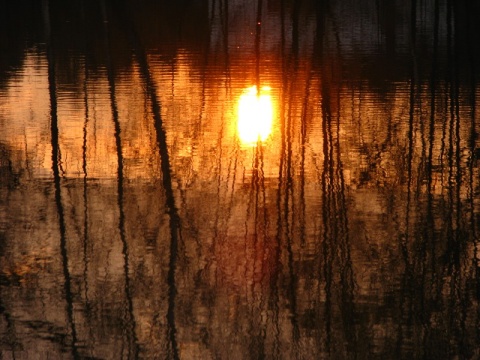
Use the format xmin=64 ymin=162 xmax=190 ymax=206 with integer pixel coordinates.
xmin=1 ymin=0 xmax=480 ymax=359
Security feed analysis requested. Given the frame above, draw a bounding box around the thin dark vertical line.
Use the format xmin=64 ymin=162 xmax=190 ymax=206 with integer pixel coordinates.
xmin=277 ymin=0 xmax=301 ymax=351
xmin=397 ymin=0 xmax=417 ymax=354
xmin=196 ymin=2 xmax=212 ymax=140
xmin=242 ymin=151 xmax=258 ymax=326
xmin=244 ymin=151 xmax=256 ymax=299
xmin=315 ymin=1 xmax=332 ymax=354
xmin=452 ymin=4 xmax=468 ymax=356
xmin=255 ymin=0 xmax=263 ymax=93
xmin=420 ymin=0 xmax=441 ymax=353
xmin=250 ymin=144 xmax=266 ymax=359
xmin=285 ymin=152 xmax=299 ymax=345
xmin=463 ymin=0 xmax=480 ymax=345
xmin=80 ymin=4 xmax=92 ymax=342
xmin=416 ymin=0 xmax=429 ymax=341
xmin=116 ymin=2 xmax=181 ymax=357
xmin=295 ymin=0 xmax=308 ymax=252
xmin=212 ymin=115 xmax=225 ymax=297
xmin=155 ymin=50 xmax=180 ymax=360
xmin=405 ymin=0 xmax=417 ymax=262
xmin=283 ymin=102 xmax=297 ymax=344
xmin=285 ymin=56 xmax=294 ymax=247
xmin=222 ymin=0 xmax=238 ymax=246
xmin=260 ymin=146 xmax=270 ymax=358
xmin=272 ymin=2 xmax=287 ymax=357
xmin=445 ymin=0 xmax=457 ymax=275
xmin=427 ymin=0 xmax=440 ymax=282
xmin=328 ymin=83 xmax=338 ymax=358
xmin=222 ymin=0 xmax=237 ymax=235
xmin=81 ymin=45 xmax=92 ymax=354
xmin=43 ymin=1 xmax=79 ymax=358
xmin=453 ymin=0 xmax=462 ymax=246
xmin=209 ymin=2 xmax=223 ymax=278
xmin=315 ymin=2 xmax=357 ymax=353
xmin=208 ymin=0 xmax=225 ymax=294
xmin=334 ymin=72 xmax=357 ymax=357
xmin=282 ymin=0 xmax=300 ymax=345
xmin=439 ymin=2 xmax=449 ymax=196
xmin=434 ymin=0 xmax=451 ymax=292
xmin=101 ymin=3 xmax=139 ymax=358
xmin=321 ymin=104 xmax=333 ymax=356
xmin=299 ymin=73 xmax=311 ymax=248
xmin=319 ymin=36 xmax=335 ymax=360
xmin=259 ymin=144 xmax=268 ymax=275
xmin=324 ymin=97 xmax=339 ymax=357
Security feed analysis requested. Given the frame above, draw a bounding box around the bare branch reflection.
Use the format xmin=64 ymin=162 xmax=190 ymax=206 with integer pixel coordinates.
xmin=0 ymin=0 xmax=479 ymax=359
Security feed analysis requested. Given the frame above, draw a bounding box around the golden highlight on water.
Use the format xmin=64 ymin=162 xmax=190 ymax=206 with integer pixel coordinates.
xmin=237 ymin=85 xmax=273 ymax=146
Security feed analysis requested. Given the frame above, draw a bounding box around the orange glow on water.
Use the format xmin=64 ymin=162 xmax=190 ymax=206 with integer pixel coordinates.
xmin=237 ymin=86 xmax=273 ymax=146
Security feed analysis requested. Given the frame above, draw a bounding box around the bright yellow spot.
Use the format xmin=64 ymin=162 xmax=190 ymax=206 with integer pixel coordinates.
xmin=237 ymin=86 xmax=273 ymax=146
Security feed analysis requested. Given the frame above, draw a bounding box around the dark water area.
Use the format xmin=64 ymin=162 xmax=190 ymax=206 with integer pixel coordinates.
xmin=1 ymin=0 xmax=480 ymax=358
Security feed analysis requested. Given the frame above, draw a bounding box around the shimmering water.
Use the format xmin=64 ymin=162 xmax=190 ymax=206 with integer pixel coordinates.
xmin=1 ymin=0 xmax=479 ymax=359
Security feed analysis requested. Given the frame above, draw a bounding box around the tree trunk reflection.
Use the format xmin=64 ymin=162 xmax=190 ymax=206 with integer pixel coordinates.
xmin=1 ymin=1 xmax=479 ymax=358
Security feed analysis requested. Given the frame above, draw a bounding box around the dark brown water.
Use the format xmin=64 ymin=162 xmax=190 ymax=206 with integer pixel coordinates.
xmin=1 ymin=0 xmax=479 ymax=359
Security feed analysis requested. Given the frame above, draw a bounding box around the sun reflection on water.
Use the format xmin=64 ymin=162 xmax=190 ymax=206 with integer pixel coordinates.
xmin=237 ymin=85 xmax=274 ymax=146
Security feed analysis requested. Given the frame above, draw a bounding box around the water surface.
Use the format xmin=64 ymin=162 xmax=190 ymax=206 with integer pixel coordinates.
xmin=1 ymin=0 xmax=479 ymax=359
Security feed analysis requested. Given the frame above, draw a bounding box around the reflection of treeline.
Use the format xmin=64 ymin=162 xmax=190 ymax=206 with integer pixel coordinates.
xmin=274 ymin=0 xmax=480 ymax=357
xmin=2 ymin=0 xmax=480 ymax=90
xmin=0 ymin=1 xmax=43 ymax=85
xmin=0 ymin=0 xmax=210 ymax=88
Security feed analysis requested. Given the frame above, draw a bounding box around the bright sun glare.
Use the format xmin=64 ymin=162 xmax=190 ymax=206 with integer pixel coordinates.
xmin=237 ymin=86 xmax=273 ymax=146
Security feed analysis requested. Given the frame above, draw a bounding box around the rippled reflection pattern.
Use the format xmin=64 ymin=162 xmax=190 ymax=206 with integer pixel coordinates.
xmin=0 ymin=0 xmax=480 ymax=359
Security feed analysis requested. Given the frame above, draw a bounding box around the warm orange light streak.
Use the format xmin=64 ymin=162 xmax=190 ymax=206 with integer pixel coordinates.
xmin=237 ymin=86 xmax=273 ymax=146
